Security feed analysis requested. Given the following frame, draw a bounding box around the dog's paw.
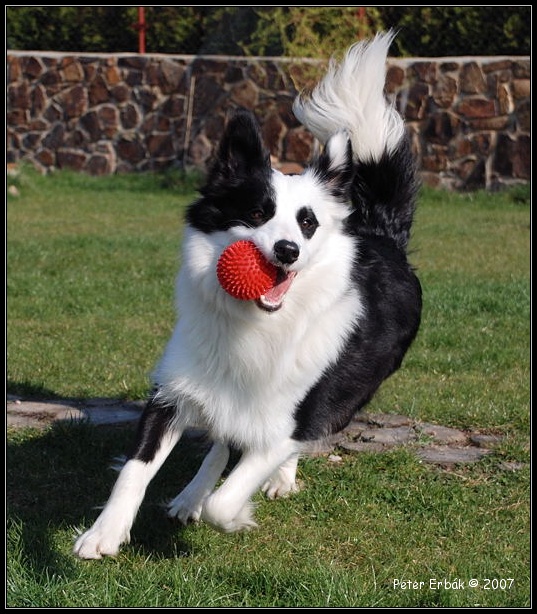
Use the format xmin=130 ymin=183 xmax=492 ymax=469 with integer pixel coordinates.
xmin=73 ymin=522 xmax=130 ymax=559
xmin=166 ymin=492 xmax=203 ymax=525
xmin=262 ymin=474 xmax=300 ymax=500
xmin=201 ymin=498 xmax=258 ymax=533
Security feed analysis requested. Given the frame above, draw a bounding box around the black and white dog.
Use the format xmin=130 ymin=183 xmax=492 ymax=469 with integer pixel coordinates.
xmin=74 ymin=32 xmax=421 ymax=559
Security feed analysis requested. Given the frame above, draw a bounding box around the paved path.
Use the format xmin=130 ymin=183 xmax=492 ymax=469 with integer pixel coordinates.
xmin=6 ymin=395 xmax=518 ymax=468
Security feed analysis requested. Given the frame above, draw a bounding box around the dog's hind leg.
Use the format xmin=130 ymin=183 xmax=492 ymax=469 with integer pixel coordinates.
xmin=74 ymin=396 xmax=182 ymax=559
xmin=167 ymin=440 xmax=230 ymax=524
xmin=201 ymin=438 xmax=300 ymax=532
xmin=261 ymin=453 xmax=300 ymax=499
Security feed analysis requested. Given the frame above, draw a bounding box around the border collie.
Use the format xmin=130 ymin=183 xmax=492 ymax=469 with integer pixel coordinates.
xmin=74 ymin=31 xmax=422 ymax=559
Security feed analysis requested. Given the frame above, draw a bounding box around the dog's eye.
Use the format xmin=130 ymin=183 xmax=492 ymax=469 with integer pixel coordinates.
xmin=249 ymin=209 xmax=264 ymax=221
xmin=297 ymin=207 xmax=319 ymax=239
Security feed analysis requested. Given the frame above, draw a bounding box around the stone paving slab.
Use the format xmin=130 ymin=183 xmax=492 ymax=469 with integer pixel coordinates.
xmin=416 ymin=445 xmax=492 ymax=465
xmin=7 ymin=396 xmax=511 ymax=467
xmin=416 ymin=422 xmax=469 ymax=445
xmin=7 ymin=396 xmax=144 ymax=428
xmin=359 ymin=426 xmax=417 ymax=445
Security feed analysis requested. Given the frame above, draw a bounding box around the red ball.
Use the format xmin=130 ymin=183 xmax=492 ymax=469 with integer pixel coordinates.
xmin=217 ymin=240 xmax=278 ymax=300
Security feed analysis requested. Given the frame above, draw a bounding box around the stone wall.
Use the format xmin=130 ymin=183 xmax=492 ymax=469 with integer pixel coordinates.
xmin=6 ymin=50 xmax=530 ymax=190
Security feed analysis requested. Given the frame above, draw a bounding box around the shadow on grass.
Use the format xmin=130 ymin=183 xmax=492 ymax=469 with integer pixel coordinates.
xmin=7 ymin=379 xmax=65 ymax=400
xmin=7 ymin=419 xmax=212 ymax=580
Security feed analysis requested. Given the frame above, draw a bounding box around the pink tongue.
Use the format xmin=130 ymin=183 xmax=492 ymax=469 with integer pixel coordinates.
xmin=263 ymin=271 xmax=297 ymax=302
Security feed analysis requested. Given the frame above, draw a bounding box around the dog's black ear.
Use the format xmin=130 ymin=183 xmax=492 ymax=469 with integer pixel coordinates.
xmin=211 ymin=109 xmax=271 ymax=181
xmin=312 ymin=131 xmax=354 ymax=200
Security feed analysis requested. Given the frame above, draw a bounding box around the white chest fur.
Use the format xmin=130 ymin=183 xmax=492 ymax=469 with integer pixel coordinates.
xmin=153 ymin=228 xmax=362 ymax=450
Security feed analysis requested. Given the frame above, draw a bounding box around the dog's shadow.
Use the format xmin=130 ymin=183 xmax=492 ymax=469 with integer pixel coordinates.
xmin=7 ymin=418 xmax=213 ymax=578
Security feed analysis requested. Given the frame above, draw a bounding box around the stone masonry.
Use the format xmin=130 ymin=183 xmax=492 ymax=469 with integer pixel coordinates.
xmin=6 ymin=51 xmax=530 ymax=190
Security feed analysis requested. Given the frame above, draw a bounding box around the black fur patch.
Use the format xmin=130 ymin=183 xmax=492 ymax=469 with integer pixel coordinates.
xmin=128 ymin=393 xmax=176 ymax=463
xmin=187 ymin=110 xmax=276 ymax=233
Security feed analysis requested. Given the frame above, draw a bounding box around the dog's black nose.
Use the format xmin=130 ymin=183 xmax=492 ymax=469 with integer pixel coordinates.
xmin=274 ymin=240 xmax=300 ymax=265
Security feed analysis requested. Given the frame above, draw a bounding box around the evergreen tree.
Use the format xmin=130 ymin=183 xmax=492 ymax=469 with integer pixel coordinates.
xmin=6 ymin=6 xmax=530 ymax=57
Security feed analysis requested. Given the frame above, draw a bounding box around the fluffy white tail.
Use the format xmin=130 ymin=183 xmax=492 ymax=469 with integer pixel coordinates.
xmin=293 ymin=31 xmax=404 ymax=163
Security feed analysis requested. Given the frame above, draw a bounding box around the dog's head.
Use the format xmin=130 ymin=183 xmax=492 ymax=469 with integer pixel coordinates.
xmin=186 ymin=109 xmax=354 ymax=312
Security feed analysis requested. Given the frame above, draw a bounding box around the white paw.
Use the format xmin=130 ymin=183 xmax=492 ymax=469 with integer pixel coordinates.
xmin=166 ymin=491 xmax=204 ymax=525
xmin=261 ymin=475 xmax=300 ymax=500
xmin=201 ymin=498 xmax=258 ymax=533
xmin=73 ymin=522 xmax=130 ymax=559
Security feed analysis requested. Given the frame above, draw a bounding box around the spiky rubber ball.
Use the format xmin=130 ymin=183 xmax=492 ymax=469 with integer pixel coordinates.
xmin=217 ymin=240 xmax=278 ymax=300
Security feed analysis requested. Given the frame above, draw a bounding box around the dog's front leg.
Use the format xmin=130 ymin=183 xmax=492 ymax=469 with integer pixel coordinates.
xmin=201 ymin=438 xmax=300 ymax=533
xmin=74 ymin=396 xmax=182 ymax=559
xmin=262 ymin=453 xmax=300 ymax=499
xmin=167 ymin=440 xmax=230 ymax=524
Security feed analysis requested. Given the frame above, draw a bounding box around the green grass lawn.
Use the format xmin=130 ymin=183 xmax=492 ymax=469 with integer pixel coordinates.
xmin=7 ymin=168 xmax=530 ymax=607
